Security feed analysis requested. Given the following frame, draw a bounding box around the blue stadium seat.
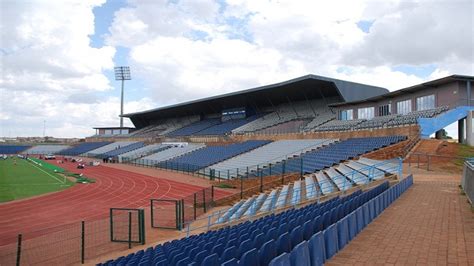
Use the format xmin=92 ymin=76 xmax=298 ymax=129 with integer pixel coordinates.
xmin=337 ymin=218 xmax=349 ymax=250
xmin=239 ymin=248 xmax=259 ymax=266
xmin=176 ymin=256 xmax=191 ymax=266
xmin=269 ymin=253 xmax=290 ymax=266
xmin=201 ymin=253 xmax=220 ymax=266
xmin=323 ymin=224 xmax=338 ymax=259
xmin=259 ymin=240 xmax=277 ymax=266
xmin=194 ymin=250 xmax=208 ymax=265
xmin=253 ymin=233 xmax=265 ymax=250
xmin=221 ymin=258 xmax=239 ymax=266
xmin=211 ymin=243 xmax=224 ymax=257
xmin=308 ymin=232 xmax=325 ymax=266
xmin=265 ymin=227 xmax=278 ymax=242
xmin=290 ymin=241 xmax=311 ymax=266
xmin=238 ymin=239 xmax=253 ymax=258
xmin=276 ymin=232 xmax=291 ymax=254
xmin=312 ymin=215 xmax=322 ymax=233
xmin=347 ymin=212 xmax=358 ymax=240
xmin=302 ymin=220 xmax=314 ymax=240
xmin=290 ymin=225 xmax=304 ymax=249
xmin=221 ymin=246 xmax=238 ymax=262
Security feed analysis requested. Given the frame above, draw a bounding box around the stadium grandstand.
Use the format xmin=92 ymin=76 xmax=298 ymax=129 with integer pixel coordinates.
xmin=1 ymin=74 xmax=473 ymax=266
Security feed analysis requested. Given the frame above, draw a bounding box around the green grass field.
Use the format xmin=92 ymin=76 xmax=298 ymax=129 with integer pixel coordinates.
xmin=0 ymin=157 xmax=74 ymax=203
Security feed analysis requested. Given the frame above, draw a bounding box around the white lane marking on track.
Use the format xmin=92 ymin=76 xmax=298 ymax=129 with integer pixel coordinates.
xmin=27 ymin=159 xmax=65 ymax=184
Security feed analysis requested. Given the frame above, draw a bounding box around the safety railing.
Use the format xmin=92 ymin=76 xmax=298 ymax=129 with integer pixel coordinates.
xmin=196 ymin=139 xmax=337 ymax=179
xmin=461 ymin=157 xmax=474 ymax=205
xmin=183 ymin=158 xmax=402 ymax=236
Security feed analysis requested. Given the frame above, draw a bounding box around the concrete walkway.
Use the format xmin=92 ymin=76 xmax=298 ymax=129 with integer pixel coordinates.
xmin=327 ymin=170 xmax=474 ymax=265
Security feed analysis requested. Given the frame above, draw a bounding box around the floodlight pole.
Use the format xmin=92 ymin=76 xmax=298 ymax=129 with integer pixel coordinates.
xmin=120 ymin=79 xmax=124 ymax=128
xmin=114 ymin=66 xmax=131 ymax=129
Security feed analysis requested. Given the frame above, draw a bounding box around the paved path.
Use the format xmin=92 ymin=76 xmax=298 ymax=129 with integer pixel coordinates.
xmin=327 ymin=171 xmax=474 ymax=265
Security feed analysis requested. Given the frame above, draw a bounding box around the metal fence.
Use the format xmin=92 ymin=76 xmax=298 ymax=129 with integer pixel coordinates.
xmin=407 ymin=152 xmax=470 ymax=171
xmin=0 ymin=214 xmax=145 ymax=266
xmin=150 ymin=187 xmax=215 ymax=230
xmin=462 ymin=158 xmax=474 ymax=205
xmin=184 ymin=159 xmax=402 ymax=236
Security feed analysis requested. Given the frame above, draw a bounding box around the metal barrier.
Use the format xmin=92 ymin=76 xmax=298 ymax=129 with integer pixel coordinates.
xmin=183 ymin=158 xmax=402 ymax=236
xmin=407 ymin=153 xmax=470 ymax=171
xmin=461 ymin=158 xmax=474 ymax=205
xmin=0 ymin=214 xmax=146 ymax=266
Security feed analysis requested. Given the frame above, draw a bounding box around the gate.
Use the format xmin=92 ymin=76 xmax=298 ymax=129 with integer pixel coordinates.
xmin=150 ymin=199 xmax=183 ymax=230
xmin=110 ymin=208 xmax=145 ymax=245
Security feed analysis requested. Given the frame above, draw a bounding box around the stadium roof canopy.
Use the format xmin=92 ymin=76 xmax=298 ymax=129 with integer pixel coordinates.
xmin=330 ymin=75 xmax=474 ymax=107
xmin=124 ymin=74 xmax=388 ymax=127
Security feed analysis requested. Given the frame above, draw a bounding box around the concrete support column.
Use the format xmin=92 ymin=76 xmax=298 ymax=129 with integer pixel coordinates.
xmin=468 ymin=80 xmax=472 ymax=106
xmin=459 ymin=118 xmax=465 ymax=144
xmin=467 ymin=110 xmax=474 ymax=146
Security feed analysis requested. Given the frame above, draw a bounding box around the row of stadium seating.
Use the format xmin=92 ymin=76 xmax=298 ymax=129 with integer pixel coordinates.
xmin=140 ymin=144 xmax=206 ymax=163
xmin=255 ymin=136 xmax=406 ymax=177
xmin=86 ymin=141 xmax=138 ymax=157
xmin=205 ymin=139 xmax=337 ymax=179
xmin=312 ymin=106 xmax=449 ymax=132
xmin=255 ymin=119 xmax=310 ymax=135
xmin=118 ymin=144 xmax=171 ymax=162
xmin=385 ymin=106 xmax=449 ymax=126
xmin=99 ymin=176 xmax=413 ymax=266
xmin=0 ymin=145 xmax=32 ymax=154
xmin=21 ymin=144 xmax=71 ymax=155
xmin=194 ymin=116 xmax=262 ymax=136
xmin=97 ymin=142 xmax=145 ymax=159
xmin=129 ymin=116 xmax=201 ymax=137
xmin=232 ymin=99 xmax=338 ymax=134
xmin=160 ymin=140 xmax=272 ymax=172
xmin=313 ymin=119 xmax=365 ymax=132
xmin=267 ymin=176 xmax=413 ymax=266
xmin=59 ymin=142 xmax=112 ymax=156
xmin=125 ymin=104 xmax=448 ymax=137
xmin=129 ymin=136 xmax=402 ymax=178
xmin=216 ymin=158 xmax=397 ymax=224
xmin=168 ymin=119 xmax=221 ymax=137
xmin=303 ymin=111 xmax=337 ymax=131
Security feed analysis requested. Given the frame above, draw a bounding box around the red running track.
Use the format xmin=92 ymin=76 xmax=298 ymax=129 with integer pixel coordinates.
xmin=0 ymin=160 xmax=230 ymax=246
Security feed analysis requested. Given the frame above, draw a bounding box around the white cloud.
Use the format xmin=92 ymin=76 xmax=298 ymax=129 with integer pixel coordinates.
xmin=1 ymin=0 xmax=118 ymax=137
xmin=344 ymin=0 xmax=474 ymax=68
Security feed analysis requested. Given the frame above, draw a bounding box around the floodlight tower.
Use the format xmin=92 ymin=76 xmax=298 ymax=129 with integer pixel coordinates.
xmin=114 ymin=66 xmax=131 ymax=128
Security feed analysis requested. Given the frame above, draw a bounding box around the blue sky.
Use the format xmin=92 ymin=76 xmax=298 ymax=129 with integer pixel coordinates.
xmin=90 ymin=0 xmax=145 ymax=103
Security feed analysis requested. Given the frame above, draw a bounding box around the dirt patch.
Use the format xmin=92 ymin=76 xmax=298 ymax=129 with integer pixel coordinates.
xmin=405 ymin=140 xmax=473 ymax=174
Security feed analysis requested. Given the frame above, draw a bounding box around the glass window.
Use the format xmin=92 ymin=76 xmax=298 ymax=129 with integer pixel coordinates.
xmin=378 ymin=104 xmax=391 ymax=116
xmin=416 ymin=94 xmax=435 ymax=111
xmin=340 ymin=109 xmax=353 ymax=120
xmin=397 ymin=99 xmax=412 ymax=115
xmin=358 ymin=107 xmax=375 ymax=120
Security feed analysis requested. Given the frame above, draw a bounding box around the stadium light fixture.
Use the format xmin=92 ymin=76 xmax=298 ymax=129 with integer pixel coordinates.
xmin=114 ymin=66 xmax=131 ymax=128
